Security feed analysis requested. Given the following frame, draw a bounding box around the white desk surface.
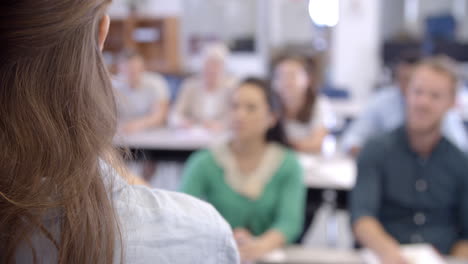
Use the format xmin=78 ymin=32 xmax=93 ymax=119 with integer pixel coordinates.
xmin=257 ymin=247 xmax=467 ymax=264
xmin=115 ymin=129 xmax=357 ymax=190
xmin=299 ymin=154 xmax=356 ymax=190
xmin=329 ymin=100 xmax=363 ymax=119
xmin=114 ymin=128 xmax=221 ymax=151
xmin=258 ymin=247 xmax=362 ymax=264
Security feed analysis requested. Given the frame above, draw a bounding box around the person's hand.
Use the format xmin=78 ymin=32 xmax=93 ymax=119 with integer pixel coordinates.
xmin=291 ymin=139 xmax=314 ymax=153
xmin=121 ymin=121 xmax=144 ymax=135
xmin=380 ymin=250 xmax=409 ymax=264
xmin=349 ymin=146 xmax=362 ymax=158
xmin=234 ymin=228 xmax=264 ymax=261
xmin=233 ymin=228 xmax=253 ymax=245
xmin=233 ymin=229 xmax=270 ymax=262
xmin=238 ymin=238 xmax=271 ymax=262
xmin=291 ymin=140 xmax=304 ymax=152
xmin=203 ymin=120 xmax=223 ymax=132
xmin=179 ymin=119 xmax=193 ymax=129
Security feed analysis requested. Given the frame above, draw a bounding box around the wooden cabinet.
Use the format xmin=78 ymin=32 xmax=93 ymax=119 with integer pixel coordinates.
xmin=104 ymin=16 xmax=181 ymax=74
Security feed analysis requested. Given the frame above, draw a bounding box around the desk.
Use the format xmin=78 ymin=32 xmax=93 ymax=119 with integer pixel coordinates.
xmin=299 ymin=155 xmax=356 ymax=191
xmin=329 ymin=100 xmax=363 ymax=120
xmin=114 ymin=128 xmax=224 ymax=161
xmin=257 ymin=247 xmax=362 ymax=264
xmin=114 ymin=128 xmax=218 ymax=151
xmin=115 ymin=129 xmax=357 ymax=190
xmin=297 ymin=155 xmax=356 ymax=242
xmin=257 ymin=247 xmax=467 ymax=264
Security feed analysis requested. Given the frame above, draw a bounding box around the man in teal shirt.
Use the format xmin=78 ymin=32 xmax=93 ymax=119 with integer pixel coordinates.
xmin=351 ymin=56 xmax=468 ymax=263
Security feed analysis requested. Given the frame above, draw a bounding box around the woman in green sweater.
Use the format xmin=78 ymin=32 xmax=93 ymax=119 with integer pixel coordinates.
xmin=181 ymin=77 xmax=306 ymax=261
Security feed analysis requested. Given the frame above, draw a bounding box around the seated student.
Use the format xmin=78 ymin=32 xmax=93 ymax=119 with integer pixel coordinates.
xmin=351 ymin=56 xmax=468 ymax=263
xmin=170 ymin=42 xmax=237 ymax=131
xmin=0 ymin=1 xmax=238 ymax=263
xmin=272 ymin=54 xmax=335 ymax=153
xmin=114 ymin=50 xmax=170 ymax=134
xmin=342 ymin=52 xmax=468 ymax=156
xmin=182 ymin=78 xmax=305 ymax=261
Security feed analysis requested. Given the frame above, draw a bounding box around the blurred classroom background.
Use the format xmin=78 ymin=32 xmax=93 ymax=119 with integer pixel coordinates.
xmin=108 ymin=0 xmax=468 ymax=263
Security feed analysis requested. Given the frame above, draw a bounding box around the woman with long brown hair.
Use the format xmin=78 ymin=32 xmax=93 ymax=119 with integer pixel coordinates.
xmin=272 ymin=54 xmax=336 ymax=153
xmin=0 ymin=1 xmax=238 ymax=263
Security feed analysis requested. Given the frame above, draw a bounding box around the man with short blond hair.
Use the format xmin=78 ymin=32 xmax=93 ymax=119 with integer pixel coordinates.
xmin=351 ymin=56 xmax=468 ymax=263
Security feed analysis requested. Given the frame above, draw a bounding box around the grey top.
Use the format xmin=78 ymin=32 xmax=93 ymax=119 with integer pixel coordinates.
xmin=169 ymin=75 xmax=237 ymax=126
xmin=350 ymin=126 xmax=468 ymax=254
xmin=15 ymin=170 xmax=240 ymax=264
xmin=114 ymin=72 xmax=170 ymax=122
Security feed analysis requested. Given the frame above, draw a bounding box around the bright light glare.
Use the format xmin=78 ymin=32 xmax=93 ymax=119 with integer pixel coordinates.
xmin=308 ymin=0 xmax=340 ymax=27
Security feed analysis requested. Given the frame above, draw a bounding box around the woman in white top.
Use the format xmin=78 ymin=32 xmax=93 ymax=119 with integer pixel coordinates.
xmin=0 ymin=1 xmax=238 ymax=263
xmin=170 ymin=42 xmax=237 ymax=131
xmin=272 ymin=55 xmax=335 ymax=153
xmin=115 ymin=51 xmax=170 ymax=135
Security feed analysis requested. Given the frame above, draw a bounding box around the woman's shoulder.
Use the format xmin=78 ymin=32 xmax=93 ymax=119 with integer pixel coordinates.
xmin=116 ymin=185 xmax=222 ymax=224
xmin=269 ymin=144 xmax=301 ymax=174
xmin=114 ymin=185 xmax=239 ymax=263
xmin=188 ymin=149 xmax=219 ymax=166
xmin=280 ymin=147 xmax=301 ymax=168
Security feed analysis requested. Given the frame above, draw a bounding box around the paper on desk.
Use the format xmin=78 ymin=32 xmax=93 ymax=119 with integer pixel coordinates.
xmin=361 ymin=244 xmax=446 ymax=264
xmin=260 ymin=249 xmax=287 ymax=263
xmin=297 ymin=154 xmax=320 ymax=169
xmin=298 ymin=154 xmax=356 ymax=189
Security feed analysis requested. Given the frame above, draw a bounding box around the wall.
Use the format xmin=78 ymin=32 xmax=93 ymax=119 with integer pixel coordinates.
xmin=404 ymin=0 xmax=461 ymax=38
xmin=380 ymin=0 xmax=405 ymax=41
xmin=330 ymin=0 xmax=382 ymax=102
xmin=108 ymin=0 xmax=182 ymax=17
xmin=273 ymin=0 xmax=316 ymax=46
xmin=181 ymin=0 xmax=256 ymax=44
xmin=180 ymin=0 xmax=262 ymax=76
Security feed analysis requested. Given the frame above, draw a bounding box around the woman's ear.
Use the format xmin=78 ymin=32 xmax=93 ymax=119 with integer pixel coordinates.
xmin=98 ymin=15 xmax=110 ymax=51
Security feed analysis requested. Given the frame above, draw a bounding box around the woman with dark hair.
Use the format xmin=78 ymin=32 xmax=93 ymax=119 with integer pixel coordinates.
xmin=182 ymin=77 xmax=306 ymax=262
xmin=0 ymin=1 xmax=238 ymax=263
xmin=272 ymin=55 xmax=336 ymax=153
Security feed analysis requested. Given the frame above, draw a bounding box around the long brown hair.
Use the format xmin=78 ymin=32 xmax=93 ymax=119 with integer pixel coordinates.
xmin=0 ymin=0 xmax=122 ymax=263
xmin=272 ymin=54 xmax=322 ymax=124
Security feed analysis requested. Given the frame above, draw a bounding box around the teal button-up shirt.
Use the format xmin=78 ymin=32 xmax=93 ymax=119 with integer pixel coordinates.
xmin=350 ymin=126 xmax=468 ymax=254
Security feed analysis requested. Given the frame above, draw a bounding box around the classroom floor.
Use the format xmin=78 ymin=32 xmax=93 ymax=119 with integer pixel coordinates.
xmin=127 ymin=161 xmax=355 ymax=249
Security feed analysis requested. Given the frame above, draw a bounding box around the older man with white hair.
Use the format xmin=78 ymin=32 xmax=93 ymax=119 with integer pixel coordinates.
xmin=170 ymin=42 xmax=237 ymax=131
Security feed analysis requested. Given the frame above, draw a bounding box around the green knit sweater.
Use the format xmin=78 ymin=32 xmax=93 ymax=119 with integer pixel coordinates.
xmin=181 ymin=148 xmax=305 ymax=243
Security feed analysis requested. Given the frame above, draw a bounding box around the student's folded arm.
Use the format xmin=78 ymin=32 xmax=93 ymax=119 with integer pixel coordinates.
xmin=148 ymin=99 xmax=170 ymax=126
xmin=293 ymin=126 xmax=328 ymax=153
xmin=354 ymin=217 xmax=404 ymax=262
xmin=451 ymin=241 xmax=468 ymax=259
xmin=350 ymin=141 xmax=401 ymax=259
xmin=253 ymin=230 xmax=286 ymax=257
xmin=452 ymin=166 xmax=468 ymax=259
xmin=180 ymin=151 xmax=211 ymax=199
xmin=131 ymin=99 xmax=170 ymax=130
xmin=270 ymin=154 xmax=306 ymax=244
